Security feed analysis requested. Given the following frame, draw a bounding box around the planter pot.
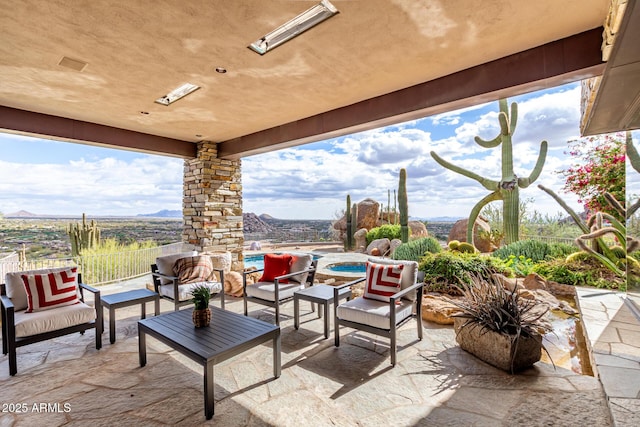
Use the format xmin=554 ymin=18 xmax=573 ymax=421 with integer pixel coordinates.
xmin=453 ymin=317 xmax=542 ymax=373
xmin=192 ymin=308 xmax=211 ymax=328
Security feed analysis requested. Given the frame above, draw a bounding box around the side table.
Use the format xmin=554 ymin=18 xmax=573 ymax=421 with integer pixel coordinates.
xmin=101 ymin=288 xmax=160 ymax=344
xmin=294 ymin=284 xmax=351 ymax=339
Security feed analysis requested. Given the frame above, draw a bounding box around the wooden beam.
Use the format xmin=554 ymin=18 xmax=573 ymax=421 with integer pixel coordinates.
xmin=218 ymin=28 xmax=605 ymax=160
xmin=0 ymin=106 xmax=197 ymax=159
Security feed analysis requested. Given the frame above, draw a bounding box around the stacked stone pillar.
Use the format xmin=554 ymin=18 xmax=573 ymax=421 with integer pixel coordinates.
xmin=183 ymin=141 xmax=244 ymax=270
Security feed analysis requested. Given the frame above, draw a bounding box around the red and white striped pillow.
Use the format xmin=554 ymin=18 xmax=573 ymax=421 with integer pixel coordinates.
xmin=363 ymin=262 xmax=404 ymax=303
xmin=21 ymin=267 xmax=80 ymax=313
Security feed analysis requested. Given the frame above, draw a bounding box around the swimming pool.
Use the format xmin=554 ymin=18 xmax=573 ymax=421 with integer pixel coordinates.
xmin=326 ymin=262 xmax=366 ymax=273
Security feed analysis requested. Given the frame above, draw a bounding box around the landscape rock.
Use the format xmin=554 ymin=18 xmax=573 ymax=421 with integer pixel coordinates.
xmin=354 ymin=228 xmax=368 ymax=253
xmin=421 ymin=293 xmax=463 ymax=325
xmin=546 ymin=280 xmax=577 ymax=297
xmin=249 ymin=241 xmax=262 ymax=250
xmin=389 ymin=239 xmax=402 ymax=256
xmin=447 ymin=217 xmax=495 ymax=253
xmin=356 ymin=198 xmax=381 ymax=231
xmin=366 ymin=238 xmax=390 ymax=256
xmin=523 ymin=273 xmax=548 ymax=290
xmin=408 ymin=221 xmax=429 ymax=237
xmin=493 ymin=273 xmax=522 ymax=292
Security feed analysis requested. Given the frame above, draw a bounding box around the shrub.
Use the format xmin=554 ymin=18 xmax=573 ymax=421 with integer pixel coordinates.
xmin=366 ymin=224 xmax=401 ymax=245
xmin=418 ymin=251 xmax=512 ymax=295
xmin=548 ymin=242 xmax=579 ymax=259
xmin=504 ymin=255 xmax=535 ymax=277
xmin=392 ymin=237 xmax=442 ymax=262
xmin=533 ymin=258 xmax=623 ymax=289
xmin=493 ymin=239 xmax=552 ymax=263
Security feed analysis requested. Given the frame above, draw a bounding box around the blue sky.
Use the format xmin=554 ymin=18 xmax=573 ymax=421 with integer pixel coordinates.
xmin=0 ymin=81 xmax=633 ymax=219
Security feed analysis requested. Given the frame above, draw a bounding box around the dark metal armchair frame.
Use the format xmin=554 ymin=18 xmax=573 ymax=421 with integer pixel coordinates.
xmin=1 ymin=274 xmax=103 ymax=376
xmin=333 ymin=277 xmax=424 ymax=366
xmin=150 ymin=264 xmax=225 ymax=311
xmin=242 ymin=260 xmax=317 ymax=326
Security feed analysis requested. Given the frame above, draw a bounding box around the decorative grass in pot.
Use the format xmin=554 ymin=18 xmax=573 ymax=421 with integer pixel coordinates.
xmin=449 ymin=273 xmax=553 ymax=373
xmin=191 ymin=285 xmax=212 ymax=328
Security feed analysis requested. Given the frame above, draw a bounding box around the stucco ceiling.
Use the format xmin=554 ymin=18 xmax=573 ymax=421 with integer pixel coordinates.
xmin=0 ymin=0 xmax=619 ymax=159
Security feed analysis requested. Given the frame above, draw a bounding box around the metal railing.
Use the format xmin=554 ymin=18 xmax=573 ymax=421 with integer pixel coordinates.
xmin=520 ymin=235 xmax=577 ymax=246
xmin=0 ymin=242 xmax=191 ymax=286
xmin=244 ymin=230 xmax=333 ymax=243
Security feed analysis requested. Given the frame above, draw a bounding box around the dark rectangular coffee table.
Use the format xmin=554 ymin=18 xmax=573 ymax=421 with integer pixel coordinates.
xmin=294 ymin=284 xmax=351 ymax=339
xmin=138 ymin=306 xmax=280 ymax=420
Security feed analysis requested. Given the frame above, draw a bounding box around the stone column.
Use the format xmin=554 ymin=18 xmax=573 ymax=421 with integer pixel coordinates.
xmin=183 ymin=141 xmax=244 ymax=270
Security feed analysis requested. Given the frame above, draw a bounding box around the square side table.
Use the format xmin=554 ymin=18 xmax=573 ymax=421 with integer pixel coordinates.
xmin=294 ymin=284 xmax=351 ymax=339
xmin=101 ymin=288 xmax=160 ymax=344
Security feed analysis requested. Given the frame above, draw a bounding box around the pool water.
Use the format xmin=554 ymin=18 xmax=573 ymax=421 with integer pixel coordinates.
xmin=326 ymin=263 xmax=366 ymax=273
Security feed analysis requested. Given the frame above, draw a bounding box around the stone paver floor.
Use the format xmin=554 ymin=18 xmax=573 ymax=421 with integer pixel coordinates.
xmin=0 ymin=277 xmax=622 ymax=426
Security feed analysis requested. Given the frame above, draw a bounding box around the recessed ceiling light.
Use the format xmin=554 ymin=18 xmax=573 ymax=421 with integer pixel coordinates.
xmin=215 ymin=67 xmax=227 ymax=74
xmin=248 ymin=0 xmax=339 ymax=55
xmin=155 ymin=83 xmax=200 ymax=106
xmin=58 ymin=56 xmax=88 ymax=72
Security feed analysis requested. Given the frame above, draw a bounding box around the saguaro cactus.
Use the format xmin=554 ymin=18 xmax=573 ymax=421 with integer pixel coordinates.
xmin=430 ymin=98 xmax=547 ymax=245
xmin=398 ymin=168 xmax=409 ymax=243
xmin=345 ymin=195 xmax=353 ymax=251
xmin=67 ymin=213 xmax=101 ymax=256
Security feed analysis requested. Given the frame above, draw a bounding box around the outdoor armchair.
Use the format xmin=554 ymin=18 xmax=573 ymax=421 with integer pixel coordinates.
xmin=333 ymin=258 xmax=424 ymax=366
xmin=1 ymin=267 xmax=102 ymax=376
xmin=151 ymin=251 xmax=225 ymax=311
xmin=242 ymin=253 xmax=317 ymax=325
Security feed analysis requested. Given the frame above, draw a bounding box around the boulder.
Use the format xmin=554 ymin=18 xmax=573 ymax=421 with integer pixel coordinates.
xmin=357 ymin=198 xmax=380 ymax=231
xmin=249 ymin=241 xmax=262 ymax=251
xmin=389 ymin=239 xmax=402 ymax=256
xmin=366 ymin=238 xmax=390 ymax=256
xmin=447 ymin=217 xmax=495 ymax=253
xmin=523 ymin=273 xmax=548 ymax=291
xmin=493 ymin=273 xmax=522 ymax=293
xmin=421 ymin=293 xmax=463 ymax=325
xmin=354 ymin=228 xmax=368 ymax=253
xmin=408 ymin=221 xmax=428 ymax=237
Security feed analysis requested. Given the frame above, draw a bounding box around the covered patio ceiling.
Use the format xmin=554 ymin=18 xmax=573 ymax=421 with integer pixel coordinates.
xmin=0 ymin=0 xmax=637 ymax=160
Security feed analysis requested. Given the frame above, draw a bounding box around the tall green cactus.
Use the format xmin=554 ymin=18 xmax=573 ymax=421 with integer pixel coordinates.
xmin=67 ymin=213 xmax=101 ymax=256
xmin=398 ymin=168 xmax=409 ymax=243
xmin=430 ymin=98 xmax=547 ymax=245
xmin=351 ymin=202 xmax=358 ymax=249
xmin=345 ymin=195 xmax=353 ymax=251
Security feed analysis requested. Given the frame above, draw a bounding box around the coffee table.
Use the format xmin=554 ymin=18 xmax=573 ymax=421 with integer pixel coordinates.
xmin=138 ymin=306 xmax=280 ymax=420
xmin=101 ymin=288 xmax=160 ymax=344
xmin=294 ymin=284 xmax=351 ymax=339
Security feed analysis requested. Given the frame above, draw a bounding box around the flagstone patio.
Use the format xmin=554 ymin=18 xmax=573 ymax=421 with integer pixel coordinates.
xmin=1 ymin=276 xmax=636 ymax=426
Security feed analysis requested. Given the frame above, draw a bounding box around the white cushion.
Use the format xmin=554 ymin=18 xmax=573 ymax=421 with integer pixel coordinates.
xmin=5 ymin=266 xmax=77 ymax=311
xmin=158 ymin=281 xmax=222 ymax=302
xmin=245 ymin=281 xmax=303 ymax=302
xmin=368 ymin=258 xmax=418 ymax=301
xmin=155 ymin=251 xmax=198 ymax=284
xmin=288 ymin=253 xmax=313 ymax=284
xmin=336 ymin=297 xmax=413 ymax=330
xmin=13 ymin=302 xmax=96 ymax=338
